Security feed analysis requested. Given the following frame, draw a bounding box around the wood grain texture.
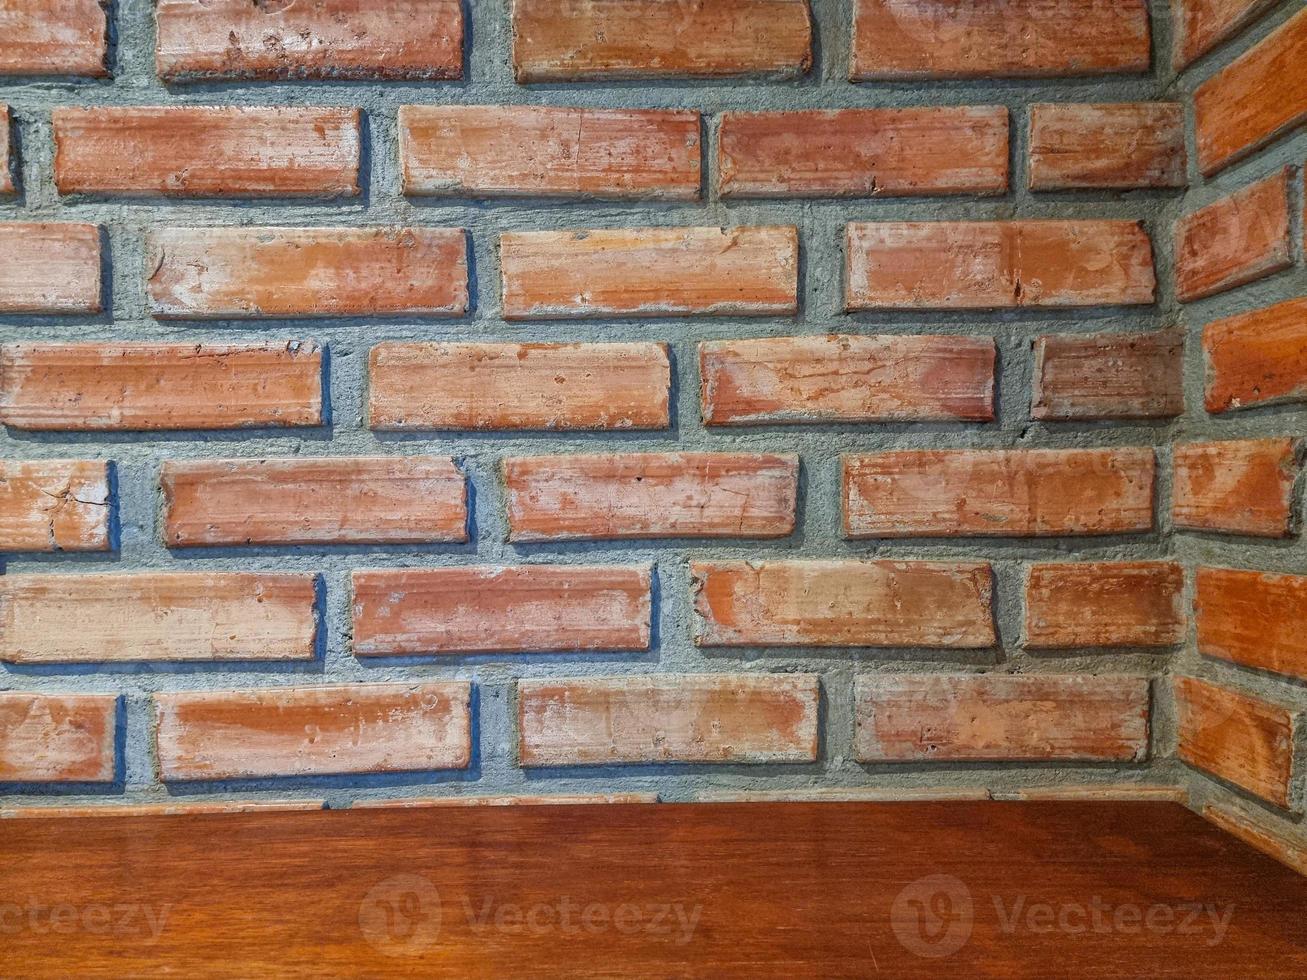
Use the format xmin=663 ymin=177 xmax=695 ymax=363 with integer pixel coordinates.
xmin=0 ymin=692 xmax=116 ymax=782
xmin=1173 ymin=0 xmax=1278 ymax=68
xmin=0 ymin=0 xmax=107 ymax=76
xmin=1197 ymin=567 xmax=1307 ymax=680
xmin=1203 ymin=296 xmax=1307 ymax=413
xmin=1031 ymin=328 xmax=1184 ymax=420
xmin=1204 ymin=803 xmax=1307 ymax=876
xmin=1173 ymin=438 xmax=1299 ymax=537
xmin=0 ymin=222 xmax=101 ymax=313
xmin=1028 ymin=102 xmax=1186 ymax=190
xmin=0 ymin=459 xmax=110 ymax=552
xmin=1024 ymin=561 xmax=1185 ymax=649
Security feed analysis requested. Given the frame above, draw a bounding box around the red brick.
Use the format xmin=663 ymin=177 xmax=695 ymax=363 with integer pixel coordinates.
xmin=161 ymin=457 xmax=467 ymax=547
xmin=146 ymin=227 xmax=468 ymax=318
xmin=1028 ymin=103 xmax=1186 ymax=190
xmin=854 ymin=674 xmax=1150 ymax=762
xmin=1195 ymin=8 xmax=1307 ymax=174
xmin=1174 ymin=169 xmax=1293 ymax=303
xmin=843 ymin=448 xmax=1155 ymax=538
xmin=1024 ymin=562 xmax=1185 ymax=648
xmin=0 ymin=342 xmax=322 ymax=431
xmin=0 ymin=223 xmax=101 ymax=314
xmin=154 ymin=683 xmax=472 ymax=780
xmin=52 ymin=107 xmax=360 ymax=198
xmin=511 ymin=0 xmax=813 ymax=81
xmin=0 ymin=459 xmax=110 ymax=553
xmin=844 ymin=220 xmax=1156 ymax=310
xmin=1204 ymin=296 xmax=1307 ymax=413
xmin=1197 ymin=567 xmax=1307 ymax=680
xmin=352 ymin=565 xmax=651 ymax=656
xmin=504 ymin=452 xmax=798 ymax=541
xmin=517 ymin=674 xmax=820 ymax=766
xmin=400 ymin=105 xmax=700 ymax=200
xmin=1174 ymin=0 xmax=1278 ymax=67
xmin=0 ymin=106 xmax=11 ymax=193
xmin=717 ymin=106 xmax=1008 ymax=198
xmin=692 ymin=560 xmax=995 ymax=648
xmin=0 ymin=692 xmax=117 ymax=783
xmin=850 ymin=0 xmax=1150 ymax=80
xmin=156 ymin=0 xmax=463 ymax=81
xmin=0 ymin=572 xmax=317 ymax=664
xmin=0 ymin=0 xmax=107 ymax=76
xmin=1203 ymin=803 xmax=1307 ymax=876
xmin=368 ymin=342 xmax=670 ymax=431
xmin=1031 ymin=328 xmax=1184 ymax=420
xmin=500 ymin=226 xmax=798 ymax=319
xmin=1173 ymin=438 xmax=1299 ymax=537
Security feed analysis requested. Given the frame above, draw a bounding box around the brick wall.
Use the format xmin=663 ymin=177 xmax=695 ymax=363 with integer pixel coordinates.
xmin=0 ymin=0 xmax=1303 ymax=826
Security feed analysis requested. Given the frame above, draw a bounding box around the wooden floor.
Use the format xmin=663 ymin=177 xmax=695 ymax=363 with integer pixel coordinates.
xmin=1 ymin=801 xmax=1304 ymax=977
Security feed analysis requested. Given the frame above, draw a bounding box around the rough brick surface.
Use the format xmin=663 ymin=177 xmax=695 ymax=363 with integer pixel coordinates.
xmin=1028 ymin=103 xmax=1186 ymax=190
xmin=1024 ymin=562 xmax=1186 ymax=649
xmin=1031 ymin=328 xmax=1184 ymax=420
xmin=1174 ymin=0 xmax=1278 ymax=67
xmin=0 ymin=692 xmax=117 ymax=783
xmin=0 ymin=0 xmax=107 ymax=76
xmin=0 ymin=223 xmax=101 ymax=314
xmin=1196 ymin=568 xmax=1307 ymax=680
xmin=1204 ymin=297 xmax=1307 ymax=413
xmin=1172 ymin=438 xmax=1300 ymax=537
xmin=0 ymin=459 xmax=110 ymax=553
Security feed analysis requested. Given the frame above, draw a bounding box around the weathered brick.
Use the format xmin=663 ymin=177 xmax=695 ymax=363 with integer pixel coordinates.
xmin=843 ymin=448 xmax=1155 ymax=538
xmin=1173 ymin=438 xmax=1299 ymax=537
xmin=517 ymin=674 xmax=820 ymax=766
xmin=356 ymin=793 xmax=658 ymax=808
xmin=0 ymin=0 xmax=107 ymax=76
xmin=1203 ymin=803 xmax=1307 ymax=876
xmin=504 ymin=452 xmax=798 ymax=541
xmin=146 ymin=227 xmax=468 ymax=319
xmin=352 ymin=565 xmax=651 ymax=656
xmin=844 ymin=220 xmax=1156 ymax=310
xmin=1024 ymin=562 xmax=1185 ymax=648
xmin=1204 ymin=297 xmax=1307 ymax=413
xmin=511 ymin=0 xmax=813 ymax=81
xmin=0 ymin=223 xmax=101 ymax=314
xmin=1030 ymin=328 xmax=1184 ymax=420
xmin=400 ymin=105 xmax=700 ymax=200
xmin=1195 ymin=8 xmax=1307 ymax=174
xmin=0 ymin=342 xmax=322 ymax=431
xmin=1174 ymin=169 xmax=1293 ymax=303
xmin=161 ymin=457 xmax=467 ymax=547
xmin=0 ymin=106 xmax=11 ymax=194
xmin=691 ymin=560 xmax=996 ymax=648
xmin=368 ymin=342 xmax=670 ymax=431
xmin=154 ymin=683 xmax=472 ymax=780
xmin=1197 ymin=567 xmax=1307 ymax=680
xmin=0 ymin=692 xmax=117 ymax=783
xmin=500 ymin=226 xmax=798 ymax=319
xmin=0 ymin=572 xmax=317 ymax=664
xmin=854 ymin=674 xmax=1150 ymax=762
xmin=1028 ymin=102 xmax=1186 ymax=190
xmin=0 ymin=459 xmax=110 ymax=553
xmin=850 ymin=0 xmax=1151 ymax=80
xmin=1174 ymin=0 xmax=1278 ymax=68
xmin=52 ymin=107 xmax=360 ymax=197
xmin=156 ymin=0 xmax=463 ymax=81
xmin=717 ymin=106 xmax=1008 ymax=198
xmin=1175 ymin=676 xmax=1296 ymax=809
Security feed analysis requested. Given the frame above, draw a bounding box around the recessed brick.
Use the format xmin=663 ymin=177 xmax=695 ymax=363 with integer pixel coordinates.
xmin=1173 ymin=438 xmax=1299 ymax=537
xmin=0 ymin=223 xmax=101 ymax=314
xmin=1028 ymin=103 xmax=1186 ymax=190
xmin=161 ymin=457 xmax=467 ymax=547
xmin=691 ymin=560 xmax=995 ymax=648
xmin=0 ymin=106 xmax=12 ymax=194
xmin=0 ymin=0 xmax=107 ymax=76
xmin=1204 ymin=296 xmax=1307 ymax=413
xmin=1197 ymin=567 xmax=1307 ymax=680
xmin=1025 ymin=562 xmax=1185 ymax=649
xmin=0 ymin=459 xmax=110 ymax=553
xmin=0 ymin=692 xmax=117 ymax=783
xmin=0 ymin=572 xmax=317 ymax=664
xmin=1174 ymin=0 xmax=1278 ymax=68
xmin=1031 ymin=328 xmax=1184 ymax=420
xmin=500 ymin=226 xmax=798 ymax=319
xmin=504 ymin=452 xmax=798 ymax=541
xmin=352 ymin=565 xmax=651 ymax=656
xmin=517 ymin=674 xmax=820 ymax=766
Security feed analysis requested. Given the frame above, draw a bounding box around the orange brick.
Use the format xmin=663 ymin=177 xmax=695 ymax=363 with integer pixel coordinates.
xmin=500 ymin=226 xmax=798 ymax=319
xmin=1024 ymin=562 xmax=1185 ymax=649
xmin=1174 ymin=169 xmax=1293 ymax=302
xmin=161 ymin=457 xmax=467 ymax=547
xmin=352 ymin=565 xmax=651 ymax=656
xmin=0 ymin=459 xmax=110 ymax=553
xmin=0 ymin=692 xmax=117 ymax=782
xmin=1204 ymin=297 xmax=1307 ymax=413
xmin=52 ymin=106 xmax=360 ymax=197
xmin=1031 ymin=328 xmax=1184 ymax=420
xmin=1197 ymin=567 xmax=1307 ymax=680
xmin=1028 ymin=103 xmax=1186 ymax=190
xmin=0 ymin=223 xmax=101 ymax=314
xmin=855 ymin=674 xmax=1150 ymax=762
xmin=1173 ymin=438 xmax=1299 ymax=537
xmin=0 ymin=572 xmax=317 ymax=664
xmin=691 ymin=560 xmax=996 ymax=648
xmin=154 ymin=683 xmax=472 ymax=780
xmin=1174 ymin=0 xmax=1278 ymax=68
xmin=0 ymin=106 xmax=11 ymax=193
xmin=0 ymin=342 xmax=322 ymax=431
xmin=400 ymin=105 xmax=699 ymax=200
xmin=843 ymin=448 xmax=1155 ymax=538
xmin=146 ymin=227 xmax=468 ymax=318
xmin=517 ymin=674 xmax=820 ymax=766
xmin=0 ymin=0 xmax=107 ymax=76
xmin=504 ymin=452 xmax=798 ymax=541
xmin=717 ymin=106 xmax=1008 ymax=198
xmin=850 ymin=0 xmax=1150 ymax=80
xmin=511 ymin=0 xmax=813 ymax=81
xmin=844 ymin=220 xmax=1156 ymax=310
xmin=368 ymin=342 xmax=670 ymax=431
xmin=156 ymin=0 xmax=463 ymax=81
